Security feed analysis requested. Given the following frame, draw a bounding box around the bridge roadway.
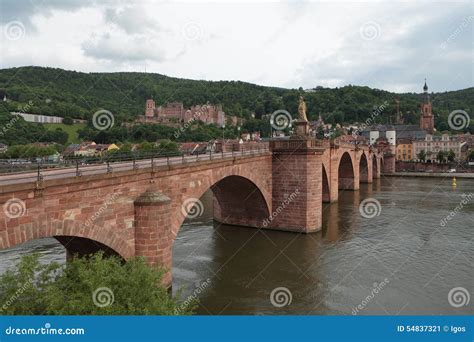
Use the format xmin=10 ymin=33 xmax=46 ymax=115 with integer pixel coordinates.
xmin=0 ymin=149 xmax=269 ymax=186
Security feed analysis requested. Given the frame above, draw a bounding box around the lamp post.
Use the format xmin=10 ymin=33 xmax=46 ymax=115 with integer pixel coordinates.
xmin=269 ymin=117 xmax=273 ymax=138
xmin=221 ymin=123 xmax=225 ymax=155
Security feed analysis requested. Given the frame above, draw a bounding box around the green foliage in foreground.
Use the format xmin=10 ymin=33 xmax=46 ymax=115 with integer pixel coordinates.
xmin=0 ymin=253 xmax=195 ymax=315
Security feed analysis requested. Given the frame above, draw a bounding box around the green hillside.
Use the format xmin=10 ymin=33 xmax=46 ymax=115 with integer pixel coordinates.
xmin=1 ymin=66 xmax=473 ymax=125
xmin=43 ymin=123 xmax=86 ymax=144
xmin=0 ymin=66 xmax=472 ymax=146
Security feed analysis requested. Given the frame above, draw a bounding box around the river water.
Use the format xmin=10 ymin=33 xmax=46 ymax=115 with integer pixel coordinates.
xmin=1 ymin=177 xmax=472 ymax=315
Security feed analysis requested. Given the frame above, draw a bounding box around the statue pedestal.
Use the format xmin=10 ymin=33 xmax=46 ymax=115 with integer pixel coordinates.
xmin=291 ymin=119 xmax=310 ymax=139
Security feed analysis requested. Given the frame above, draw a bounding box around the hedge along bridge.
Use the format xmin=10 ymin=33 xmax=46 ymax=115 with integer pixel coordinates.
xmin=0 ymin=139 xmax=388 ymax=286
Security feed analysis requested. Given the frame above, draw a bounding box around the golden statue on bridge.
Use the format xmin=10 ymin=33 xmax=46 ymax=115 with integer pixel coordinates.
xmin=298 ymin=95 xmax=308 ymax=122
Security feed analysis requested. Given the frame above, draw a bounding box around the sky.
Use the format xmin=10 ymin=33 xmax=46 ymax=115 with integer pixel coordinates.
xmin=0 ymin=0 xmax=472 ymax=93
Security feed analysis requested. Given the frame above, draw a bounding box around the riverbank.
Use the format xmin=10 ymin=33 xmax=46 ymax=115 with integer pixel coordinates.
xmin=383 ymin=172 xmax=474 ymax=178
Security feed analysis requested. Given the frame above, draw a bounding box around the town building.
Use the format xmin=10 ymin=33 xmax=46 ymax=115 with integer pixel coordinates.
xmin=63 ymin=142 xmax=119 ymax=157
xmin=362 ymin=124 xmax=426 ymax=143
xmin=412 ymin=134 xmax=462 ymax=161
xmin=395 ymin=138 xmax=413 ymax=161
xmin=179 ymin=142 xmax=209 ymax=155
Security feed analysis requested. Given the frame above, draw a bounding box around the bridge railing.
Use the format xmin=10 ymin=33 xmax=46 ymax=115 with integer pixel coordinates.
xmin=269 ymin=139 xmax=330 ymax=151
xmin=0 ymin=145 xmax=270 ymax=186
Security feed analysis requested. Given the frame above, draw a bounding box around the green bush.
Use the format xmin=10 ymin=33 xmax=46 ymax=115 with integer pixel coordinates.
xmin=0 ymin=253 xmax=195 ymax=315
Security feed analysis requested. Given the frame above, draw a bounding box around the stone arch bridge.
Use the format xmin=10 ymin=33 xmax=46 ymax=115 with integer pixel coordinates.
xmin=0 ymin=140 xmax=386 ymax=285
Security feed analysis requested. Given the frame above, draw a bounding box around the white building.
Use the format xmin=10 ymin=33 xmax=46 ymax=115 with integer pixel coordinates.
xmin=369 ymin=130 xmax=379 ymax=145
xmin=386 ymin=129 xmax=396 ymax=146
xmin=10 ymin=112 xmax=64 ymax=124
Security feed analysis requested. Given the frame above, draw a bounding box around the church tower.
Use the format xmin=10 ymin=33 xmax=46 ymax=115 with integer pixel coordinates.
xmin=420 ymin=79 xmax=434 ymax=134
xmin=419 ymin=79 xmax=434 ymax=133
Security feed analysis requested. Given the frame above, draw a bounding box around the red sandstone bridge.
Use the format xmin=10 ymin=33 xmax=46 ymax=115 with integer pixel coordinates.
xmin=0 ymin=139 xmax=390 ymax=285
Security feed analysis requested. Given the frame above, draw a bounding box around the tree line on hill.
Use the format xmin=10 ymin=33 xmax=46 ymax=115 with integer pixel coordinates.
xmin=0 ymin=66 xmax=472 ymax=148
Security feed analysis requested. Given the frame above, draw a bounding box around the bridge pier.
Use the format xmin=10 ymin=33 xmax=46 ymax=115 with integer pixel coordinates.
xmin=329 ymin=154 xmax=339 ymax=203
xmin=382 ymin=153 xmax=396 ymax=174
xmin=269 ymin=139 xmax=325 ymax=233
xmin=359 ymin=152 xmax=372 ymax=184
xmin=134 ymin=187 xmax=173 ymax=288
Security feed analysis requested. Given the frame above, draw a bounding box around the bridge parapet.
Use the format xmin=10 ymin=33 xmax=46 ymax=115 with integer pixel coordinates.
xmin=269 ymin=138 xmax=328 ymax=152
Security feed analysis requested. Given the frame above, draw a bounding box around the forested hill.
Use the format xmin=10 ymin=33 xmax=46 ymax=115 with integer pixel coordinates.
xmin=0 ymin=66 xmax=472 ymax=132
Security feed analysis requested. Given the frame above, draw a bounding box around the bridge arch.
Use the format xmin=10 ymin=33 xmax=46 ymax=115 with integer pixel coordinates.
xmin=322 ymin=164 xmax=330 ymax=202
xmin=0 ymin=219 xmax=131 ymax=260
xmin=338 ymin=152 xmax=356 ymax=190
xmin=372 ymin=154 xmax=378 ymax=178
xmin=359 ymin=152 xmax=369 ymax=183
xmin=175 ymin=174 xmax=271 ymax=235
xmin=54 ymin=236 xmax=124 ymax=260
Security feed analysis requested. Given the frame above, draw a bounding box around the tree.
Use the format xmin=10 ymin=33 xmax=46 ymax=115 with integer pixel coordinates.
xmin=447 ymin=149 xmax=456 ymax=162
xmin=0 ymin=253 xmax=195 ymax=315
xmin=417 ymin=149 xmax=426 ymax=162
xmin=157 ymin=139 xmax=179 ymax=154
xmin=315 ymin=125 xmax=325 ymax=139
xmin=436 ymin=150 xmax=447 ymax=163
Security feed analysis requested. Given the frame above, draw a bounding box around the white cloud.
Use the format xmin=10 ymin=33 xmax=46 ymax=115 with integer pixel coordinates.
xmin=82 ymin=31 xmax=166 ymax=62
xmin=0 ymin=0 xmax=472 ymax=92
xmin=104 ymin=5 xmax=160 ymax=34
